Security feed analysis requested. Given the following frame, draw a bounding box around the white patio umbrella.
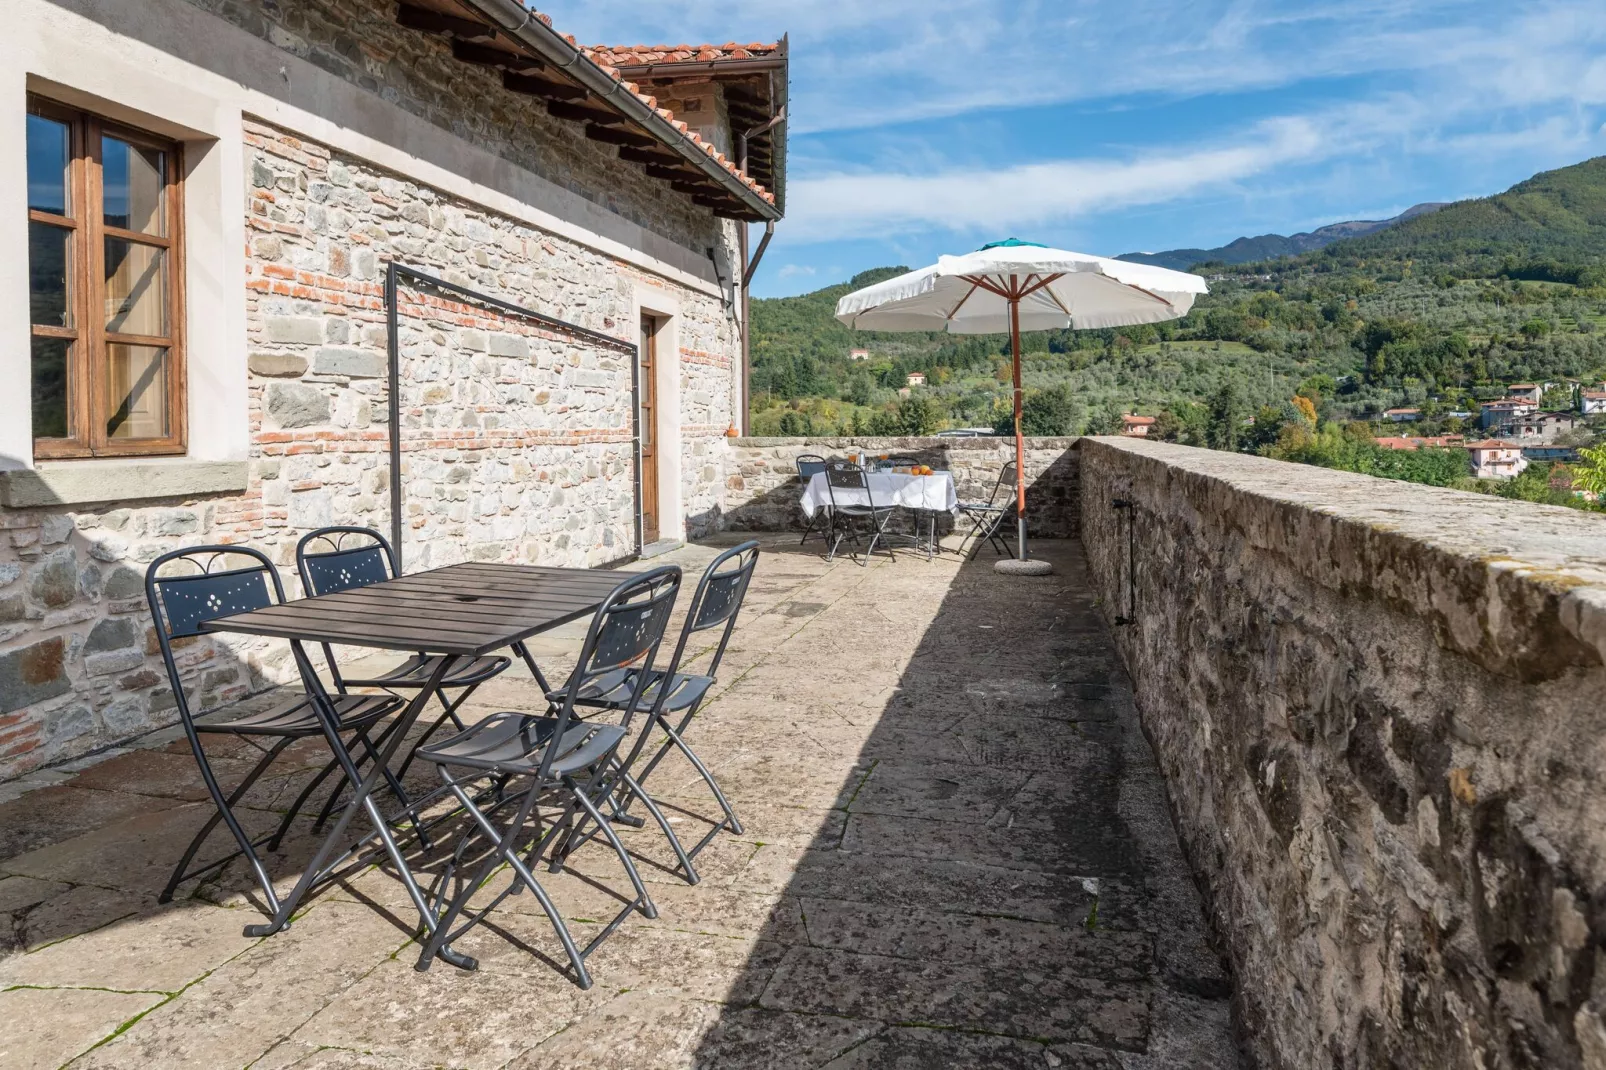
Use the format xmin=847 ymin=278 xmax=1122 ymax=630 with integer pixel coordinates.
xmin=835 ymin=240 xmax=1208 ymax=563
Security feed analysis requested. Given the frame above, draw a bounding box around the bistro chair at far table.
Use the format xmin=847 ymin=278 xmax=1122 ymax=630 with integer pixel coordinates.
xmin=956 ymin=460 xmax=1019 ymax=559
xmin=413 ymin=565 xmax=685 ymax=988
xmin=796 ymin=454 xmax=831 ymax=546
xmin=144 ymin=545 xmax=404 ymax=927
xmin=295 ymin=527 xmax=513 ymax=790
xmin=823 ymin=461 xmax=896 ymax=565
xmin=549 ymin=540 xmax=760 ymax=884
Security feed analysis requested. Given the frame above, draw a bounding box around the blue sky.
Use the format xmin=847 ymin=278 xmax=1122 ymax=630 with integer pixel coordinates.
xmin=544 ymin=1 xmax=1606 ymax=297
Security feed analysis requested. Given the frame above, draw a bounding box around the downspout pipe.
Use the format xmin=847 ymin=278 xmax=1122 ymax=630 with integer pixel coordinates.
xmin=460 ymin=0 xmax=780 ymax=222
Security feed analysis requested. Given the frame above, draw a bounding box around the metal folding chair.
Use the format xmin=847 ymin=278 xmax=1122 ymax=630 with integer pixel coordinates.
xmin=294 ymin=527 xmax=513 ymax=803
xmin=956 ymin=460 xmax=1019 ymax=559
xmin=412 ymin=566 xmax=684 ymax=987
xmin=144 ymin=545 xmax=403 ymax=917
xmin=823 ymin=461 xmax=895 ymax=565
xmin=550 ymin=541 xmax=759 ymax=884
xmin=796 ymin=454 xmax=830 ymax=546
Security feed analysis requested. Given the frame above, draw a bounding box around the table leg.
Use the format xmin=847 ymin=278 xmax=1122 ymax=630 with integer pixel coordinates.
xmin=243 ymin=650 xmax=463 ymax=965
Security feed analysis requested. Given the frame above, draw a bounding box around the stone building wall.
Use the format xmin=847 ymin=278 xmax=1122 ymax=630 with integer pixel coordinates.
xmin=1078 ymin=436 xmax=1606 ymax=1070
xmin=183 ymin=0 xmax=724 ymax=256
xmin=718 ymin=436 xmax=1081 ymax=537
xmin=0 ymin=114 xmax=737 ymax=781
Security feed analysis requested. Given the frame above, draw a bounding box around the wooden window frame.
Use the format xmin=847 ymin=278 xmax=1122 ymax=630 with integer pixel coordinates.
xmin=28 ymin=94 xmax=187 ymax=460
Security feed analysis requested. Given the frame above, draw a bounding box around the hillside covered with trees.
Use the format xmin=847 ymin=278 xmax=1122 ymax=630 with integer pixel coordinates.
xmin=749 ymin=155 xmax=1606 ymax=507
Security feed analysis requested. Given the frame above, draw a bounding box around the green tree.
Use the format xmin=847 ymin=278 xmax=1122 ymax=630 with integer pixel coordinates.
xmin=1207 ymin=382 xmax=1245 ymax=451
xmin=996 ymin=384 xmax=1082 ymax=436
xmin=896 ymin=392 xmax=946 ymax=435
xmin=1083 ymin=403 xmax=1123 ymax=436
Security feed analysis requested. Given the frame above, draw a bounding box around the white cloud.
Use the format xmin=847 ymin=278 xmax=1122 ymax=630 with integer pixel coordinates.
xmin=783 ymin=117 xmax=1327 ymax=242
xmin=776 ymin=263 xmax=817 ymax=279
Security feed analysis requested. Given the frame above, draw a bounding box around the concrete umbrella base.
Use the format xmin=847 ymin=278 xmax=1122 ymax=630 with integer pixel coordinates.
xmin=995 ymin=557 xmax=1054 ymax=577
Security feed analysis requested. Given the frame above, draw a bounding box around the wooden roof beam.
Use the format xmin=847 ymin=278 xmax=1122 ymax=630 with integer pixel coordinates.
xmin=396 ymin=3 xmax=495 ymax=39
xmin=501 ymin=71 xmax=588 ymax=100
xmin=547 ymin=99 xmax=627 ymax=125
xmin=451 ymin=39 xmax=543 ymax=73
xmin=585 ymin=124 xmax=656 ymax=149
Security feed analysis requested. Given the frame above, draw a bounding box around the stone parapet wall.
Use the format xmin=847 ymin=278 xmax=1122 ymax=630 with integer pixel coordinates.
xmin=1078 ymin=436 xmax=1606 ymax=1070
xmin=718 ymin=436 xmax=1080 ymax=537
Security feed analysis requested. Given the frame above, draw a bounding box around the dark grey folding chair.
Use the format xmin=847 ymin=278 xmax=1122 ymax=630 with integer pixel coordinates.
xmin=884 ymin=454 xmax=921 ymax=467
xmin=412 ymin=565 xmax=684 ymax=988
xmin=796 ymin=454 xmax=830 ymax=546
xmin=144 ymin=545 xmax=403 ymax=920
xmin=294 ymin=527 xmax=512 ymax=798
xmin=823 ymin=461 xmax=895 ymax=565
xmin=956 ymin=460 xmax=1019 ymax=559
xmin=549 ymin=541 xmax=760 ymax=884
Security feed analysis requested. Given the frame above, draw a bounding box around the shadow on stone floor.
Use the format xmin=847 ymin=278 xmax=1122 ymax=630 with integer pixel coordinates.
xmin=677 ymin=539 xmax=1244 ymax=1069
xmin=0 ymin=536 xmax=1242 ymax=1069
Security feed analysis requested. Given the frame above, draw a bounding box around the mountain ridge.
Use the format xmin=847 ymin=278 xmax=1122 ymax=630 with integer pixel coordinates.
xmin=1116 ymin=202 xmax=1448 ymax=272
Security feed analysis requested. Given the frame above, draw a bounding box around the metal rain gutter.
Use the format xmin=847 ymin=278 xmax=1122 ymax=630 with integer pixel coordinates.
xmin=458 ymin=0 xmax=781 ymax=221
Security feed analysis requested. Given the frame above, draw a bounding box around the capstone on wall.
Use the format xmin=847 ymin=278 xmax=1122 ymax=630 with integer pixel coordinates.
xmin=1079 ymin=436 xmax=1606 ymax=1070
xmin=0 ymin=117 xmax=738 ymax=780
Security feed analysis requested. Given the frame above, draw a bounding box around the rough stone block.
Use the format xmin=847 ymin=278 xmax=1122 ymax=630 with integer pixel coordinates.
xmin=84 ymin=617 xmax=141 ymax=654
xmin=265 ymin=382 xmax=329 ymax=428
xmin=264 ymin=316 xmax=324 ymax=345
xmin=311 ymin=348 xmax=385 ymax=379
xmin=101 ymin=567 xmax=144 ymax=601
xmin=29 ymin=549 xmax=79 ymax=609
xmin=248 ymin=352 xmax=309 ymax=378
xmin=85 ymin=649 xmax=145 ymax=677
xmin=0 ymin=637 xmax=71 ymax=713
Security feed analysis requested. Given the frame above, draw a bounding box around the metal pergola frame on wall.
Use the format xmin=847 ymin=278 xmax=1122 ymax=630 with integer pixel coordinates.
xmin=383 ymin=263 xmax=642 ymax=572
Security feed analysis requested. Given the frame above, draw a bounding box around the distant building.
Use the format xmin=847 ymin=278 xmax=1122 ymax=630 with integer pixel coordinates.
xmin=1478 ymin=398 xmax=1538 ymax=429
xmin=1580 ymin=390 xmax=1606 ymax=415
xmin=1466 ymin=440 xmax=1529 ymax=480
xmin=1375 ymin=435 xmax=1465 ymax=450
xmin=1121 ymin=414 xmax=1156 ymax=437
xmin=1523 ymin=445 xmax=1580 ymax=464
xmin=906 ymin=372 xmax=927 ymax=387
xmin=848 ymin=348 xmax=870 ymax=361
xmin=896 ymin=386 xmax=912 ymax=398
xmin=1384 ymin=408 xmax=1422 ymax=423
xmin=1494 ymin=410 xmax=1581 ymax=443
xmin=1507 ymin=383 xmax=1544 ymax=405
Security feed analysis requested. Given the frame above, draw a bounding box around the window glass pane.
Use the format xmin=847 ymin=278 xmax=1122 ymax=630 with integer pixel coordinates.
xmin=104 ymin=238 xmax=167 ymax=336
xmin=31 ymin=336 xmax=72 ymax=439
xmin=102 ymin=135 xmax=166 ymax=235
xmin=29 ymin=221 xmax=72 ymax=327
xmin=106 ymin=344 xmax=168 ymax=440
xmin=26 ymin=112 xmax=70 ymax=216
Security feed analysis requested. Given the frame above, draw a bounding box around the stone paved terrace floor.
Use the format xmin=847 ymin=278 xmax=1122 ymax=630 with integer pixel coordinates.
xmin=0 ymin=535 xmax=1241 ymax=1069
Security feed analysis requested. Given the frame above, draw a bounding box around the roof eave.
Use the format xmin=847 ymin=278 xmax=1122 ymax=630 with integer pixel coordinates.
xmin=456 ymin=0 xmax=781 ymax=222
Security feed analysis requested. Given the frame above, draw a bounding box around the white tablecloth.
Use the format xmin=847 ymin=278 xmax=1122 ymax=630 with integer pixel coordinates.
xmin=800 ymin=471 xmax=958 ymax=517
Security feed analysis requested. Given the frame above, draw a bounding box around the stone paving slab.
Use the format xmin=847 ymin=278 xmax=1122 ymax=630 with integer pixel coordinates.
xmin=0 ymin=535 xmax=1240 ymax=1068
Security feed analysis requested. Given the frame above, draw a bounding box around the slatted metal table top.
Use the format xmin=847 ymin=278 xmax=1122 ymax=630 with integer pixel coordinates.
xmin=201 ymin=562 xmax=628 ymax=655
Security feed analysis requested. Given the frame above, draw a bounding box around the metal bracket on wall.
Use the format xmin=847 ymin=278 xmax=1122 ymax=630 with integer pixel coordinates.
xmin=383 ymin=263 xmax=642 ymax=572
xmin=1111 ymin=497 xmax=1135 ymax=625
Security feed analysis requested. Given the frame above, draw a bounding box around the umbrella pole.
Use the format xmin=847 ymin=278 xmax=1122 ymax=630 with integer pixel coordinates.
xmin=1009 ymin=291 xmax=1027 ymax=560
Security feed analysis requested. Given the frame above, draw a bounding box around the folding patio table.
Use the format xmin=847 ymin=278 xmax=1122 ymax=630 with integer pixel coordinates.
xmin=202 ymin=560 xmax=629 ymax=966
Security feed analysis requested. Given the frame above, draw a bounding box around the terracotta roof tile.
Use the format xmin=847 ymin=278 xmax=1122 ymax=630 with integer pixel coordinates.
xmin=586 ymin=41 xmax=782 ymax=67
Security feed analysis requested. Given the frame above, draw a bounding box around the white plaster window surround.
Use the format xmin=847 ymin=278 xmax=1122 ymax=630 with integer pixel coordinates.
xmin=0 ymin=15 xmax=249 ymax=501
